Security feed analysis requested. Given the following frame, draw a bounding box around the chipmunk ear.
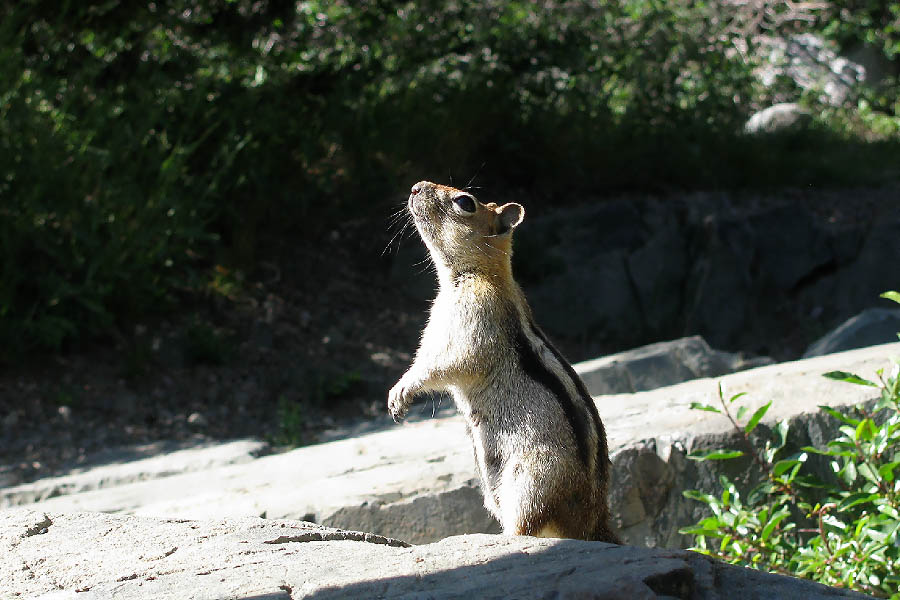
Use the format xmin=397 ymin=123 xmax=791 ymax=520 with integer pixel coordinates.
xmin=495 ymin=202 xmax=524 ymax=235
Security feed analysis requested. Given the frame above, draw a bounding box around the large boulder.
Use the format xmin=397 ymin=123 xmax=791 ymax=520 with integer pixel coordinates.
xmin=803 ymin=216 xmax=900 ymax=326
xmin=575 ymin=336 xmax=771 ymax=395
xmin=744 ymin=102 xmax=812 ymax=134
xmin=0 ymin=509 xmax=870 ymax=599
xmin=804 ymin=307 xmax=900 ymax=357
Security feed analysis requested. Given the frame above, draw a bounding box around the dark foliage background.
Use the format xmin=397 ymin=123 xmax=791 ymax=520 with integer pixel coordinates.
xmin=2 ymin=0 xmax=899 ymax=359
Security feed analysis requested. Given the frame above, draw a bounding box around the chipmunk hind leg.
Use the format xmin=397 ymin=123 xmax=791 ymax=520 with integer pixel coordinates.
xmin=498 ymin=461 xmax=619 ymax=542
xmin=497 ymin=460 xmax=551 ymax=536
xmin=498 ymin=457 xmax=581 ymax=538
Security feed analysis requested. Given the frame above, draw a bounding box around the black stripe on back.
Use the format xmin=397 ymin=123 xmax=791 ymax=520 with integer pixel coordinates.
xmin=528 ymin=321 xmax=609 ymax=473
xmin=514 ymin=328 xmax=590 ymax=466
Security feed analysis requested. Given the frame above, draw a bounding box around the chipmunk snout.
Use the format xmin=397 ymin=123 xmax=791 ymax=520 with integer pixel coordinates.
xmin=410 ymin=181 xmax=432 ymax=195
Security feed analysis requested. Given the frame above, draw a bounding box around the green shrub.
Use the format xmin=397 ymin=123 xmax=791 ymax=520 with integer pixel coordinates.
xmin=2 ymin=1 xmax=898 ymax=357
xmin=681 ymin=292 xmax=900 ymax=598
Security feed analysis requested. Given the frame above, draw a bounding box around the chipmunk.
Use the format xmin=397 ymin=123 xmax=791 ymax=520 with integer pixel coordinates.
xmin=388 ymin=181 xmax=619 ymax=543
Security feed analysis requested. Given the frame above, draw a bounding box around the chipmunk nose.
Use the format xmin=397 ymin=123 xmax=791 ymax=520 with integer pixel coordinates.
xmin=410 ymin=181 xmax=431 ymax=195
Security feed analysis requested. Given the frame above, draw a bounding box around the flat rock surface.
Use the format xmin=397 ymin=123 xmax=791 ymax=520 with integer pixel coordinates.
xmin=0 ymin=439 xmax=267 ymax=509
xmin=3 ymin=343 xmax=897 ymax=546
xmin=601 ymin=341 xmax=898 ymax=445
xmin=0 ymin=509 xmax=868 ymax=600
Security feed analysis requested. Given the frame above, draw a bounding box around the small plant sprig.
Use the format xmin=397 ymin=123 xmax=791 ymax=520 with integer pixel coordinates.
xmin=680 ymin=291 xmax=900 ymax=598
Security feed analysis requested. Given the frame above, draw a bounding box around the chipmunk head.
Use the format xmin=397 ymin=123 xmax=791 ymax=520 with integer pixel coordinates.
xmin=407 ymin=181 xmax=524 ymax=280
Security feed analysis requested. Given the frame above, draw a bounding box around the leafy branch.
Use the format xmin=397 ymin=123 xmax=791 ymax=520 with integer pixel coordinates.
xmin=680 ymin=291 xmax=900 ymax=598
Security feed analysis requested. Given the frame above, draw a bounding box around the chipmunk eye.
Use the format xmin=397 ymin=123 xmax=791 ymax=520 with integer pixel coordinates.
xmin=452 ymin=194 xmax=477 ymax=215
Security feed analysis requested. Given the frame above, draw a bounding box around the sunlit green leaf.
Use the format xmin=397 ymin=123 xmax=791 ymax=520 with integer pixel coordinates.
xmin=819 ymin=406 xmax=861 ymax=426
xmin=689 ymin=402 xmax=721 ymax=413
xmin=877 ymin=461 xmax=900 ymax=482
xmin=858 ymin=462 xmax=880 ymax=484
xmin=744 ymin=401 xmax=771 ymax=433
xmin=855 ymin=419 xmax=876 ymax=442
xmin=773 ymin=459 xmax=802 ymax=477
xmin=880 ymin=291 xmax=900 ymax=305
xmin=823 ymin=371 xmax=878 ymax=387
xmin=729 ymin=392 xmax=748 ymax=403
xmin=688 ymin=449 xmax=745 ymax=461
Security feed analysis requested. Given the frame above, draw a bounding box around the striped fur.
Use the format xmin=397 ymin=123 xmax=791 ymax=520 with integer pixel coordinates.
xmin=388 ymin=181 xmax=619 ymax=543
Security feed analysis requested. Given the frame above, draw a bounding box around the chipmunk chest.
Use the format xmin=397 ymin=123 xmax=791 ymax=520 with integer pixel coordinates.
xmin=427 ymin=297 xmax=483 ymax=344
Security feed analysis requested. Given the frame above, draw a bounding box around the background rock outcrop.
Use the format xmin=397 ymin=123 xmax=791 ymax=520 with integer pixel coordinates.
xmin=391 ymin=187 xmax=900 ymax=361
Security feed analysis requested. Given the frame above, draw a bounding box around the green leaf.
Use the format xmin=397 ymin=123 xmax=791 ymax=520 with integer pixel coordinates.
xmin=855 ymin=419 xmax=876 ymax=442
xmin=683 ymin=490 xmax=718 ymax=504
xmin=823 ymin=371 xmax=878 ymax=387
xmin=761 ymin=508 xmax=791 ymax=541
xmin=877 ymin=460 xmax=900 ymax=482
xmin=773 ymin=459 xmax=801 ymax=477
xmin=839 ymin=425 xmax=858 ymax=439
xmin=748 ymin=481 xmax=775 ymax=504
xmin=744 ymin=401 xmax=772 ymax=433
xmin=774 ymin=420 xmax=789 ymax=448
xmin=773 ymin=453 xmax=807 ymax=478
xmin=729 ymin=392 xmax=748 ymax=403
xmin=838 ymin=492 xmax=880 ymax=511
xmin=823 ymin=514 xmax=848 ymax=530
xmin=688 ymin=449 xmax=745 ymax=461
xmin=819 ymin=405 xmax=861 ymax=426
xmin=736 ymin=405 xmax=748 ymax=421
xmin=858 ymin=462 xmax=880 ymax=484
xmin=689 ymin=402 xmax=721 ymax=413
xmin=679 ymin=526 xmax=723 ymax=537
xmin=880 ymin=290 xmax=900 ymax=305
xmin=842 ymin=461 xmax=858 ymax=485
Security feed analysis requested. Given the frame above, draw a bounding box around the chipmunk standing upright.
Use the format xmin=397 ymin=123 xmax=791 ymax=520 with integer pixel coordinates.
xmin=388 ymin=181 xmax=619 ymax=543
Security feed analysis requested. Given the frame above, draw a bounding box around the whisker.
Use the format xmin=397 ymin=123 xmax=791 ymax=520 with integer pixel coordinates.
xmin=381 ymin=223 xmax=406 ymax=256
xmin=382 ymin=205 xmax=414 ymax=256
xmin=465 ymin=162 xmax=486 ymax=190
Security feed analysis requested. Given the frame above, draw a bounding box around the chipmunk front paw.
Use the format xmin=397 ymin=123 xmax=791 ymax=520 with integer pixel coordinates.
xmin=387 ymin=380 xmax=414 ymax=423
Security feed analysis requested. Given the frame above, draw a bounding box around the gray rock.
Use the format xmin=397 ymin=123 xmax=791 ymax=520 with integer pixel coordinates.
xmin=627 ymin=223 xmax=689 ymax=337
xmin=804 ymin=308 xmax=900 ymax=357
xmin=0 ymin=509 xmax=869 ymax=599
xmin=5 ymin=343 xmax=895 ymax=551
xmin=186 ymin=412 xmax=208 ymax=428
xmin=0 ymin=439 xmax=268 ymax=509
xmin=321 ymin=483 xmax=501 ymax=544
xmin=743 ymin=204 xmax=831 ymax=291
xmin=744 ymin=102 xmax=812 ymax=134
xmin=517 ymin=198 xmax=648 ymax=353
xmin=575 ymin=336 xmax=772 ymax=395
xmin=683 ymin=238 xmax=753 ymax=350
xmin=825 ymin=219 xmax=900 ymax=318
xmin=527 ymin=249 xmax=642 ymax=347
